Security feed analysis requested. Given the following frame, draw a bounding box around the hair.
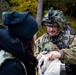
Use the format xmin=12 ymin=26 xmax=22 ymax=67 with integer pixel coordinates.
xmin=23 ymin=37 xmax=35 ymax=55
xmin=0 ymin=25 xmax=35 ymax=55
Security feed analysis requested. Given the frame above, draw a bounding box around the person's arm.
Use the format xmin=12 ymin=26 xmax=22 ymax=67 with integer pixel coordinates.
xmin=35 ymin=35 xmax=44 ymax=56
xmin=45 ymin=48 xmax=76 ymax=65
xmin=59 ymin=48 xmax=76 ymax=64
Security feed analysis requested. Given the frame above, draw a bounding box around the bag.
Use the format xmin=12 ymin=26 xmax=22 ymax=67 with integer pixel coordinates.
xmin=0 ymin=50 xmax=27 ymax=75
xmin=37 ymin=55 xmax=61 ymax=75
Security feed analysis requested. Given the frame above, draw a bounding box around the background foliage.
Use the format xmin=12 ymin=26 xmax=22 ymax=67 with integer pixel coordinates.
xmin=43 ymin=0 xmax=76 ymax=18
xmin=6 ymin=0 xmax=38 ymax=17
xmin=0 ymin=0 xmax=76 ymax=37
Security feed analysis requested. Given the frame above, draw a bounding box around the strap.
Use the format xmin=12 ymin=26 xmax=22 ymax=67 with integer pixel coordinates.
xmin=18 ymin=60 xmax=27 ymax=75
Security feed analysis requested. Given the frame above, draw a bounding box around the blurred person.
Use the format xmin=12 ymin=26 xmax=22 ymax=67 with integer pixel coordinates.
xmin=0 ymin=11 xmax=38 ymax=75
xmin=64 ymin=22 xmax=76 ymax=35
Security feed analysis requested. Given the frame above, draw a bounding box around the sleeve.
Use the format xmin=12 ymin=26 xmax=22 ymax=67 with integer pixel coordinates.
xmin=34 ymin=35 xmax=43 ymax=56
xmin=59 ymin=48 xmax=76 ymax=64
xmin=59 ymin=36 xmax=76 ymax=64
xmin=35 ymin=33 xmax=49 ymax=56
xmin=0 ymin=59 xmax=26 ymax=75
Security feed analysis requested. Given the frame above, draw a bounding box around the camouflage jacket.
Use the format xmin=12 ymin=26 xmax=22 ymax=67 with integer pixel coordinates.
xmin=35 ymin=32 xmax=76 ymax=65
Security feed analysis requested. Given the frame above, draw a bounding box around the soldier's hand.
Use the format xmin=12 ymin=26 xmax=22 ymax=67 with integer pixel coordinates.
xmin=36 ymin=51 xmax=47 ymax=60
xmin=47 ymin=51 xmax=61 ymax=60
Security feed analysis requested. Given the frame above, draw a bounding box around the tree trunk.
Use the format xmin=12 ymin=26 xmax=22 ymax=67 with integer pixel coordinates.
xmin=36 ymin=0 xmax=43 ymax=26
xmin=0 ymin=0 xmax=10 ymax=24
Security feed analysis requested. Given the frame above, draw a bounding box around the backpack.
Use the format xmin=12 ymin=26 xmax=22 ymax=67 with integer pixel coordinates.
xmin=0 ymin=50 xmax=27 ymax=75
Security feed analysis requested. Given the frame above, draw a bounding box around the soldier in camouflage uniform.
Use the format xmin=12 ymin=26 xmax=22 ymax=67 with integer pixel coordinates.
xmin=35 ymin=8 xmax=76 ymax=75
xmin=64 ymin=22 xmax=76 ymax=35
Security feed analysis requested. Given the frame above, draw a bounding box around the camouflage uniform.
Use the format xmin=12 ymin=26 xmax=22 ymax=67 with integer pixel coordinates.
xmin=64 ymin=22 xmax=76 ymax=35
xmin=35 ymin=32 xmax=76 ymax=75
xmin=35 ymin=32 xmax=76 ymax=64
xmin=35 ymin=7 xmax=76 ymax=75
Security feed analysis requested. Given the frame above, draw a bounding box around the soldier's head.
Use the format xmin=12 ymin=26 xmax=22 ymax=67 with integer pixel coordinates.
xmin=42 ymin=7 xmax=66 ymax=37
xmin=65 ymin=22 xmax=71 ymax=29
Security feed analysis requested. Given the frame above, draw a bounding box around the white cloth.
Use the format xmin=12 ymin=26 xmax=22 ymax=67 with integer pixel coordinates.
xmin=0 ymin=50 xmax=14 ymax=66
xmin=38 ymin=55 xmax=62 ymax=75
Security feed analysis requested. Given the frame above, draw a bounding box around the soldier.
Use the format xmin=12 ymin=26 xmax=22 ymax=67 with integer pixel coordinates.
xmin=64 ymin=22 xmax=76 ymax=35
xmin=35 ymin=8 xmax=76 ymax=75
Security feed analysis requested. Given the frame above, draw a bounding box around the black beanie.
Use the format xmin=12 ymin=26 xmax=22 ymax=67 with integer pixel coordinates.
xmin=2 ymin=11 xmax=38 ymax=42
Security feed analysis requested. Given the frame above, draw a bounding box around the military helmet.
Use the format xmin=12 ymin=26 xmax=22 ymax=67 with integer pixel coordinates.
xmin=42 ymin=7 xmax=66 ymax=27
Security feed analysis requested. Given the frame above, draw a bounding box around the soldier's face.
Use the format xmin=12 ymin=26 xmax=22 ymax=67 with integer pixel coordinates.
xmin=47 ymin=26 xmax=59 ymax=37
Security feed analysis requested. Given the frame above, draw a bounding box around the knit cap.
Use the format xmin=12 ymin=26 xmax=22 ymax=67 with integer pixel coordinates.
xmin=2 ymin=11 xmax=38 ymax=42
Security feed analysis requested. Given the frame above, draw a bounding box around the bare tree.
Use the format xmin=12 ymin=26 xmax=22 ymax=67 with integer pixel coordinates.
xmin=36 ymin=0 xmax=43 ymax=26
xmin=0 ymin=0 xmax=10 ymax=24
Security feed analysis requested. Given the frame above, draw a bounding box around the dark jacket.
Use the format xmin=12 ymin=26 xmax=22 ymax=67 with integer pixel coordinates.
xmin=0 ymin=26 xmax=38 ymax=75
